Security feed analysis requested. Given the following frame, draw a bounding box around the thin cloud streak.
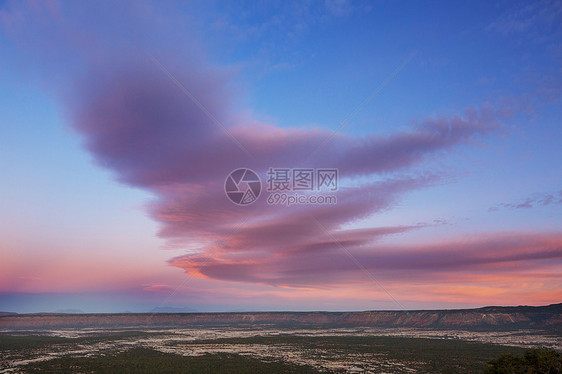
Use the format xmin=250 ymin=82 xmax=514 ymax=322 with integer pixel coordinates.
xmin=169 ymin=232 xmax=562 ymax=288
xmin=489 ymin=190 xmax=562 ymax=211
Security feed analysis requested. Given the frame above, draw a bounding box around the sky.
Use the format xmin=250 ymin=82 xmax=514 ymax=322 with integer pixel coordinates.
xmin=0 ymin=0 xmax=560 ymax=313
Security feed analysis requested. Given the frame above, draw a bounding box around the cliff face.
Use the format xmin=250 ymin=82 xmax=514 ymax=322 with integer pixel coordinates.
xmin=0 ymin=304 xmax=560 ymax=331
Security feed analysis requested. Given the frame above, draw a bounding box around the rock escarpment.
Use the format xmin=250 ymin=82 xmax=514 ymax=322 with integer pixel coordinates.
xmin=1 ymin=304 xmax=560 ymax=331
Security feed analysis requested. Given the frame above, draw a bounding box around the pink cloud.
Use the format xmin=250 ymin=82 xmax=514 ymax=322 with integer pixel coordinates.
xmin=169 ymin=232 xmax=562 ymax=288
xmin=142 ymin=284 xmax=174 ymax=293
xmin=7 ymin=0 xmax=552 ymax=304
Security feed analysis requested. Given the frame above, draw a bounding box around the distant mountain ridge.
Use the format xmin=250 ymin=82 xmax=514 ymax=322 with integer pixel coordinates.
xmin=150 ymin=306 xmax=197 ymax=313
xmin=54 ymin=309 xmax=85 ymax=314
xmin=1 ymin=303 xmax=560 ymax=331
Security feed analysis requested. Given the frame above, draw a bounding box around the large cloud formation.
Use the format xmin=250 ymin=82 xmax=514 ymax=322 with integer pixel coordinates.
xmin=3 ymin=1 xmax=560 ymax=297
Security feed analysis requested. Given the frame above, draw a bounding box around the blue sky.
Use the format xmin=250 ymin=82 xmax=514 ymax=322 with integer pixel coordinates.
xmin=0 ymin=0 xmax=560 ymax=313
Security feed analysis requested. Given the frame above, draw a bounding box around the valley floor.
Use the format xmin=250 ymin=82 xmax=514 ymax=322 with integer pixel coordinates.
xmin=1 ymin=326 xmax=560 ymax=373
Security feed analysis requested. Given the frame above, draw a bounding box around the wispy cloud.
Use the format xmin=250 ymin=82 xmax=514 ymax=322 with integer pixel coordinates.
xmin=489 ymin=190 xmax=562 ymax=211
xmin=142 ymin=284 xmax=174 ymax=293
xmin=486 ymin=0 xmax=562 ymax=41
xmin=169 ymin=231 xmax=562 ymax=288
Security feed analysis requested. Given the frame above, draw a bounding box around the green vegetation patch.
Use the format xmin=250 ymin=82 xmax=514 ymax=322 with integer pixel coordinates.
xmin=23 ymin=347 xmax=319 ymax=374
xmin=0 ymin=335 xmax=73 ymax=351
xmin=183 ymin=335 xmax=529 ymax=373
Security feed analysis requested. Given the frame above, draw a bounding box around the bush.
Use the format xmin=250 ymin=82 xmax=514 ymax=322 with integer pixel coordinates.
xmin=485 ymin=348 xmax=562 ymax=374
